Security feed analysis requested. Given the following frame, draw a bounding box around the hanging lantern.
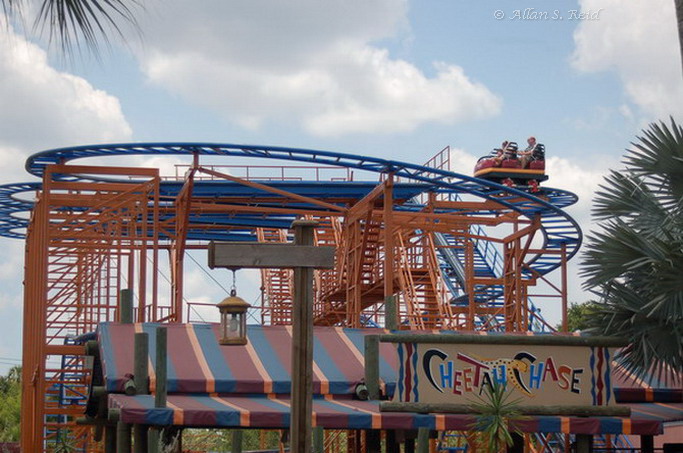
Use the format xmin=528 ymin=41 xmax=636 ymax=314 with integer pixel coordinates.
xmin=216 ymin=288 xmax=251 ymax=345
xmin=216 ymin=270 xmax=251 ymax=345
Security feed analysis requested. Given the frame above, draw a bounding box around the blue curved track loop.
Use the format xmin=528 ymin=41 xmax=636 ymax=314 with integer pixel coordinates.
xmin=1 ymin=142 xmax=581 ymax=279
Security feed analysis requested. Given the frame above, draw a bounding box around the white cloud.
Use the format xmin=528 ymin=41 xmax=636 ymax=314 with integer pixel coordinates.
xmin=448 ymin=147 xmax=479 ymax=172
xmin=571 ymin=0 xmax=683 ymax=121
xmin=0 ymin=23 xmax=133 ymax=373
xmin=135 ymin=0 xmax=501 ymax=136
xmin=0 ymin=22 xmax=132 ymax=183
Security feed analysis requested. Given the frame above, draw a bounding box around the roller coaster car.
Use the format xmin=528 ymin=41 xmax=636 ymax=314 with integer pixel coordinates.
xmin=473 ymin=143 xmax=547 ymax=192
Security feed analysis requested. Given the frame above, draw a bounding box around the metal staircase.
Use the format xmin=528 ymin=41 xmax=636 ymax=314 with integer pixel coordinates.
xmin=257 ymin=228 xmax=293 ymax=325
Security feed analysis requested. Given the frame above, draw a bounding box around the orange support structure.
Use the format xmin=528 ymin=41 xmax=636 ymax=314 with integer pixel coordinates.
xmin=9 ymin=144 xmax=579 ymax=451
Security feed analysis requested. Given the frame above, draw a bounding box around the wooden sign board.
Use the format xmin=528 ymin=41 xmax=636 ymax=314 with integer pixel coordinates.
xmin=208 ymin=242 xmax=335 ymax=269
xmin=394 ymin=341 xmax=616 ymax=407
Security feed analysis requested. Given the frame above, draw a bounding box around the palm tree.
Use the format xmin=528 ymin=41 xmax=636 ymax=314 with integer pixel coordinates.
xmin=581 ymin=118 xmax=683 ymax=384
xmin=1 ymin=0 xmax=141 ymax=53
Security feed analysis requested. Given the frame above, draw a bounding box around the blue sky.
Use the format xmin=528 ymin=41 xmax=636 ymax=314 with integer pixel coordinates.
xmin=0 ymin=0 xmax=682 ymax=373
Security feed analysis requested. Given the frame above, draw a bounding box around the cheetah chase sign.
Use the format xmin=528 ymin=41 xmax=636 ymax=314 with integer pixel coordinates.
xmin=394 ymin=343 xmax=614 ymax=406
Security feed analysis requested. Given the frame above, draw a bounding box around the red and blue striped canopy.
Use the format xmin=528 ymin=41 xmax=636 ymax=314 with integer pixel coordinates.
xmin=98 ymin=323 xmax=397 ymax=396
xmin=97 ymin=323 xmax=680 ymax=435
xmin=107 ymin=393 xmax=663 ymax=435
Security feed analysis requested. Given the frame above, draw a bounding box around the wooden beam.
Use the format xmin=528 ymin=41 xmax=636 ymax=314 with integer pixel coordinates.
xmin=378 ymin=333 xmax=629 ymax=347
xmin=380 ymin=402 xmax=631 ymax=417
xmin=208 ymin=242 xmax=335 ymax=269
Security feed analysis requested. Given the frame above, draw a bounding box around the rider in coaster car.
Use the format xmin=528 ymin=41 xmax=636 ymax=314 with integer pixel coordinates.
xmin=520 ymin=136 xmax=545 ymax=168
xmin=494 ymin=140 xmax=517 ymax=165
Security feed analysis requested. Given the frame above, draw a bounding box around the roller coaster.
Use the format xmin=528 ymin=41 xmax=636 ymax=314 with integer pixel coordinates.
xmin=0 ymin=142 xmax=581 ymax=451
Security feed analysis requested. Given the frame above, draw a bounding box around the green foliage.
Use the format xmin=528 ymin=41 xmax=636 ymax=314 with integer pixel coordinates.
xmin=559 ymin=301 xmax=600 ymax=332
xmin=469 ymin=382 xmax=523 ymax=453
xmin=581 ymin=118 xmax=683 ymax=384
xmin=182 ymin=428 xmax=281 ymax=451
xmin=0 ymin=367 xmax=21 ymax=442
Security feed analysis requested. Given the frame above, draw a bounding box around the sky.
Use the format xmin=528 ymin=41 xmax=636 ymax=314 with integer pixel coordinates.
xmin=0 ymin=0 xmax=682 ymax=373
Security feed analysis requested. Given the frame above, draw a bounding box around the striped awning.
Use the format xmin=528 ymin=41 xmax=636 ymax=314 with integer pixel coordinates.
xmin=97 ymin=323 xmax=682 ymax=435
xmin=98 ymin=323 xmax=397 ymax=396
xmin=628 ymin=402 xmax=683 ymax=423
xmin=108 ymin=393 xmax=663 ymax=435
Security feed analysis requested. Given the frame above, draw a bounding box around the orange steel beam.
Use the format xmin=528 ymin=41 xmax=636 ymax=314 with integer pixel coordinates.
xmin=383 ymin=174 xmax=394 ymax=304
xmin=345 ymin=179 xmax=389 ymax=224
xmin=170 ymin=158 xmax=197 ymax=324
xmin=430 ymin=199 xmax=510 ymax=211
xmin=45 ymin=164 xmax=159 ymax=177
xmin=19 ymin=157 xmax=573 ymax=450
xmin=198 ymin=166 xmax=348 ymax=213
xmin=365 ymin=209 xmax=527 ymax=227
xmin=190 ymin=202 xmax=346 ymax=218
xmin=22 ymin=164 xmax=163 ymax=452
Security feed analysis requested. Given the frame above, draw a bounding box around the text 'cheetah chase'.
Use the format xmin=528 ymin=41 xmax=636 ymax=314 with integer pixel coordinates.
xmin=394 ymin=343 xmax=614 ymax=406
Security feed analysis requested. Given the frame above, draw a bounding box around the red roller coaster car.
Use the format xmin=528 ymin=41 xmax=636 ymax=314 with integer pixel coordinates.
xmin=473 ymin=142 xmax=547 ymax=192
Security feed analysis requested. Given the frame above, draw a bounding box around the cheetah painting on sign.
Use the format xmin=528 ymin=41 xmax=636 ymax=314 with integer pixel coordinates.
xmin=394 ymin=343 xmax=612 ymax=407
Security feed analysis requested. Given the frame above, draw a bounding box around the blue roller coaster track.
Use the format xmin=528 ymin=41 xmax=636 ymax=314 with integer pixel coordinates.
xmin=2 ymin=143 xmax=582 ymax=332
xmin=1 ymin=142 xmax=581 ymax=277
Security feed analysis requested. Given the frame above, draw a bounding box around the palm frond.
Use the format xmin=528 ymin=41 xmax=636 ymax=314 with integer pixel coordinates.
xmin=585 ymin=285 xmax=683 ymax=385
xmin=591 ymin=171 xmax=670 ymax=229
xmin=625 ymin=118 xmax=683 ymax=202
xmin=34 ymin=0 xmax=141 ymax=54
xmin=582 ymin=118 xmax=683 ymax=385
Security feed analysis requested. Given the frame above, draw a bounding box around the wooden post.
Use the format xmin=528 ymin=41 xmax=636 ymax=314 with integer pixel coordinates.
xmin=207 ymin=227 xmax=333 ymax=453
xmin=385 ymin=295 xmax=397 ymax=330
xmin=405 ymin=437 xmax=416 ymax=453
xmin=133 ymin=332 xmax=150 ymax=452
xmin=367 ymin=430 xmax=381 ymax=453
xmin=116 ymin=421 xmax=132 ymax=453
xmin=105 ymin=425 xmax=117 ymax=453
xmin=313 ymin=427 xmax=324 ymax=453
xmin=575 ymin=434 xmax=593 ymax=453
xmin=507 ymin=433 xmax=524 ymax=453
xmin=386 ymin=430 xmax=400 ymax=453
xmin=416 ymin=428 xmax=429 ymax=453
xmin=290 ymin=220 xmax=316 ymax=453
xmin=232 ymin=430 xmax=243 ymax=453
xmin=155 ymin=327 xmax=167 ymax=409
xmin=364 ymin=335 xmax=380 ymax=400
xmin=134 ymin=332 xmax=149 ymax=393
xmin=147 ymin=429 xmax=160 ymax=453
xmin=120 ymin=289 xmax=133 ymax=323
xmin=133 ymin=426 xmax=148 ymax=453
xmin=641 ymin=435 xmax=654 ymax=453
